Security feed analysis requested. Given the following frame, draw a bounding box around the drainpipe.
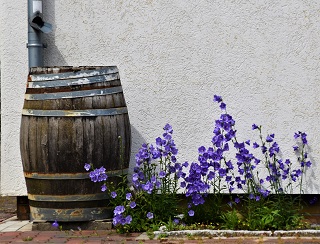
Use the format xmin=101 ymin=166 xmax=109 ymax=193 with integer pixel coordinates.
xmin=27 ymin=0 xmax=52 ymax=68
xmin=19 ymin=0 xmax=53 ymax=220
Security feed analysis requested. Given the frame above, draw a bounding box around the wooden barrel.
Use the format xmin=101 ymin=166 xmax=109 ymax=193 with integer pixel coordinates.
xmin=20 ymin=66 xmax=131 ymax=222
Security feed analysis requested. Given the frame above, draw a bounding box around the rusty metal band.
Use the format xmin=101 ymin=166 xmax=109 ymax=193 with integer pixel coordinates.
xmin=22 ymin=107 xmax=128 ymax=117
xmin=25 ymin=86 xmax=123 ymax=100
xmin=29 ymin=66 xmax=118 ymax=81
xmin=28 ymin=193 xmax=108 ymax=202
xmin=24 ymin=168 xmax=128 ymax=179
xmin=29 ymin=206 xmax=113 ymax=221
xmin=27 ymin=73 xmax=120 ymax=88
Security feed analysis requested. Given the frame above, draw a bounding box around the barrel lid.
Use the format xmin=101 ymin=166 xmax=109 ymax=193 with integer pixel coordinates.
xmin=28 ymin=66 xmax=118 ymax=81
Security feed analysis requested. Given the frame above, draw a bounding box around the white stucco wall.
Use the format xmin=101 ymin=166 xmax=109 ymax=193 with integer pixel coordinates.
xmin=1 ymin=1 xmax=320 ymax=195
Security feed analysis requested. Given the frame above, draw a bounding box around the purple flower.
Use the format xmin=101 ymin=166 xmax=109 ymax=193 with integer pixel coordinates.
xmin=52 ymin=220 xmax=59 ymax=228
xmin=213 ymin=95 xmax=222 ymax=103
xmin=125 ymin=215 xmax=132 ymax=224
xmin=111 ymin=191 xmax=117 ymax=198
xmin=306 ymin=161 xmax=312 ymax=167
xmin=155 ymin=181 xmax=161 ymax=188
xmin=254 ymin=158 xmax=261 ymax=165
xmin=253 ymin=142 xmax=259 ymax=148
xmin=130 ymin=201 xmax=136 ymax=209
xmin=101 ymin=184 xmax=107 ymax=192
xmin=198 ymin=146 xmax=206 ymax=154
xmin=114 ymin=205 xmax=125 ymax=215
xmin=188 ymin=210 xmax=195 ymax=216
xmin=220 ymin=102 xmax=226 ymax=110
xmin=235 ymin=197 xmax=240 ymax=204
xmin=113 ymin=214 xmax=132 ymax=226
xmin=84 ymin=163 xmax=91 ymax=171
xmin=269 ymin=142 xmax=279 ymax=157
xmin=159 ymin=171 xmax=166 ymax=178
xmin=261 ymin=146 xmax=267 ymax=154
xmin=294 ymin=131 xmax=308 ymax=144
xmin=126 ymin=193 xmax=132 ymax=200
xmin=301 ymin=132 xmax=308 ymax=144
xmin=226 ymin=160 xmax=234 ymax=170
xmin=266 ymin=135 xmax=273 ymax=142
xmin=113 ymin=215 xmax=122 ymax=226
xmin=89 ymin=167 xmax=108 ymax=182
xmin=155 ymin=137 xmax=163 ymax=146
xmin=225 ymin=176 xmax=232 ymax=182
xmin=151 ymin=175 xmax=157 ymax=183
xmin=252 ymin=124 xmax=259 ymax=130
xmin=171 ymin=156 xmax=177 ymax=162
xmin=147 ymin=212 xmax=154 ymax=219
xmin=164 ymin=123 xmax=173 ymax=134
xmin=218 ymin=168 xmax=226 ymax=177
xmin=293 ymin=146 xmax=299 ymax=151
xmin=182 ymin=162 xmax=189 ymax=168
xmin=142 ymin=181 xmax=153 ymax=193
xmin=176 ymin=170 xmax=185 ymax=178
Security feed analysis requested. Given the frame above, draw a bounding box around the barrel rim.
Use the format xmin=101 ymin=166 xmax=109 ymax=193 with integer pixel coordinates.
xmin=29 ymin=66 xmax=119 ymax=81
xmin=27 ymin=72 xmax=120 ymax=88
xmin=22 ymin=107 xmax=129 ymax=117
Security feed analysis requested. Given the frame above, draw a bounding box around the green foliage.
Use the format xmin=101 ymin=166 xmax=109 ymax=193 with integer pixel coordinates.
xmin=181 ymin=194 xmax=307 ymax=231
xmin=183 ymin=194 xmax=225 ymax=225
xmin=157 ymin=233 xmax=169 ymax=239
xmin=220 ymin=209 xmax=243 ymax=230
xmin=237 ymin=195 xmax=305 ymax=231
xmin=146 ymin=230 xmax=155 ymax=240
xmin=22 ymin=236 xmax=33 ymax=242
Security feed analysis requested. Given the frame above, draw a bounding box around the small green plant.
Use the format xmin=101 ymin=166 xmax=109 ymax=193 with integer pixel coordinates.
xmin=186 ymin=233 xmax=195 ymax=240
xmin=220 ymin=209 xmax=242 ymax=230
xmin=157 ymin=233 xmax=169 ymax=239
xmin=165 ymin=217 xmax=177 ymax=231
xmin=22 ymin=236 xmax=33 ymax=241
xmin=240 ymin=195 xmax=305 ymax=231
xmin=146 ymin=230 xmax=155 ymax=240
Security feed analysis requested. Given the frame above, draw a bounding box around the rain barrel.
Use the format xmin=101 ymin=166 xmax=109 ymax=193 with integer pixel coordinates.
xmin=20 ymin=66 xmax=131 ymax=221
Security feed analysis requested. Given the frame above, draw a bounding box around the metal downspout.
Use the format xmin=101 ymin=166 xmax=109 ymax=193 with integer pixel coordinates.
xmin=27 ymin=0 xmax=52 ymax=68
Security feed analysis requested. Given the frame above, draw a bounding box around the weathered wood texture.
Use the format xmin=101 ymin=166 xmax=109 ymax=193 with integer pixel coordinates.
xmin=20 ymin=66 xmax=131 ymax=221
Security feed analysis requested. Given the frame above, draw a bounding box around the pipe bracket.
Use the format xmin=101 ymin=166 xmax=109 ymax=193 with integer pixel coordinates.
xmin=27 ymin=43 xmax=47 ymax=48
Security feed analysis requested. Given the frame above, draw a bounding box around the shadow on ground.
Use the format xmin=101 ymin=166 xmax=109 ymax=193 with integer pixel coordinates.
xmin=0 ymin=197 xmax=16 ymax=222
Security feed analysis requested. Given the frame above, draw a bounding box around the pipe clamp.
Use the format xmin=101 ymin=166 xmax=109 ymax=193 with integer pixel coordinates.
xmin=27 ymin=43 xmax=47 ymax=48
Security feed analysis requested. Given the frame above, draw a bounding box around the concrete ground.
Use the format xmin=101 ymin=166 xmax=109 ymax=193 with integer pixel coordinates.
xmin=1 ymin=197 xmax=320 ymax=243
xmin=1 ymin=217 xmax=320 ymax=243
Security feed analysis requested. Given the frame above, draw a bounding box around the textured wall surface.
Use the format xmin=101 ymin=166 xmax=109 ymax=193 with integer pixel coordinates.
xmin=1 ymin=1 xmax=320 ymax=195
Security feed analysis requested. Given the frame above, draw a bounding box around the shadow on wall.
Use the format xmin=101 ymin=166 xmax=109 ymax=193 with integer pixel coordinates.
xmin=306 ymin=154 xmax=319 ymax=193
xmin=42 ymin=1 xmax=68 ymax=66
xmin=40 ymin=1 xmax=147 ymax=175
xmin=129 ymin=125 xmax=146 ymax=172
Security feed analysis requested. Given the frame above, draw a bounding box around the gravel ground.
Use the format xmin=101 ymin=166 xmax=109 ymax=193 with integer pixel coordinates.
xmin=0 ymin=196 xmax=16 ymax=222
